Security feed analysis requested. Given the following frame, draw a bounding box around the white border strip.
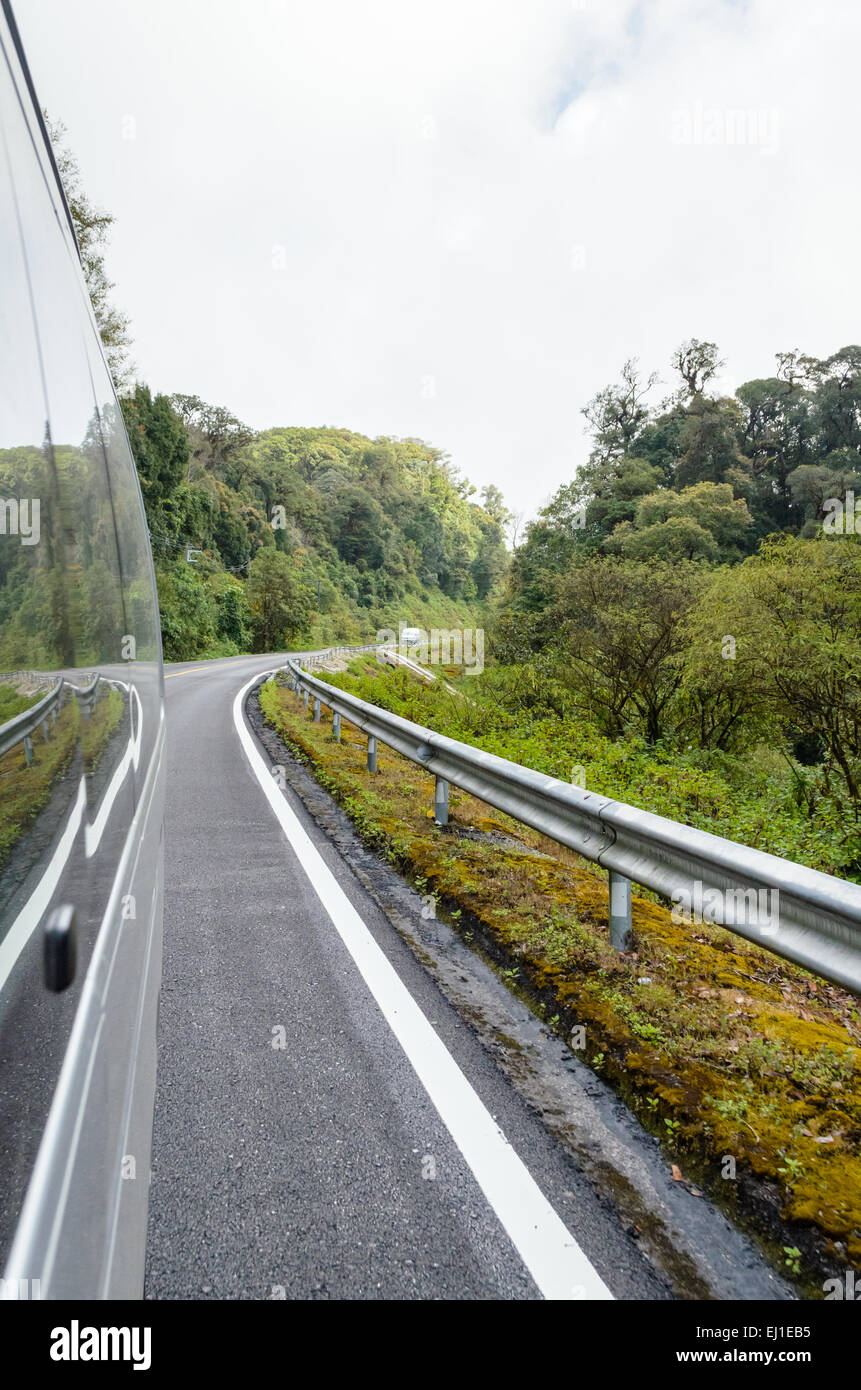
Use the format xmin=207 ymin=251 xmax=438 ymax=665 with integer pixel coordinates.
xmin=235 ymin=672 xmax=612 ymax=1301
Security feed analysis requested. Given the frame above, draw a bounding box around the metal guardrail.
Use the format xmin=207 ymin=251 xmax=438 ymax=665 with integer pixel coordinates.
xmin=300 ymin=643 xmax=389 ymax=670
xmin=0 ymin=673 xmax=102 ymax=764
xmin=278 ymin=653 xmax=861 ymax=994
xmin=0 ymin=679 xmax=65 ymax=762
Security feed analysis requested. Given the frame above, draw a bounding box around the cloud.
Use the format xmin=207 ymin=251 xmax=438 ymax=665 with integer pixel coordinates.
xmin=18 ymin=0 xmax=861 ymax=517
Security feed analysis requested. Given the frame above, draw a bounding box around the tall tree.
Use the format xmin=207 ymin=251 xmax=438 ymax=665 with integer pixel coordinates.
xmin=549 ymin=557 xmax=709 ymax=743
xmin=581 ymin=358 xmax=659 ymax=465
xmin=121 ymin=386 xmax=189 ymax=521
xmin=480 ymin=484 xmax=513 ymax=529
xmin=45 ymin=115 xmax=132 ymax=385
xmin=245 ymin=549 xmax=313 ymax=651
xmin=670 ymin=338 xmax=725 ymax=403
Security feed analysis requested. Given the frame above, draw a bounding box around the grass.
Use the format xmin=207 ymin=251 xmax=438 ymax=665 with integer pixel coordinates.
xmin=260 ymin=672 xmax=861 ymax=1290
xmin=80 ymin=687 xmax=124 ymax=771
xmin=0 ymin=682 xmax=41 ymax=723
xmin=0 ymin=703 xmax=79 ymax=870
xmin=318 ymin=660 xmax=860 ymax=879
xmin=0 ymin=685 xmax=126 ymax=871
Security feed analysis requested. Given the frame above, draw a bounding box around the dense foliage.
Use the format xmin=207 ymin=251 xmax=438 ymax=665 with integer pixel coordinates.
xmin=513 ymin=340 xmax=861 ymax=607
xmin=489 ymin=339 xmax=861 ymax=872
xmin=325 ymin=654 xmax=860 ymax=881
xmin=120 ymin=389 xmax=508 ymax=660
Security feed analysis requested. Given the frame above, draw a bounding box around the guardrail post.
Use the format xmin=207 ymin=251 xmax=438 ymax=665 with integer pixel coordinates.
xmin=434 ymin=776 xmax=449 ymax=826
xmin=313 ymin=697 xmax=321 ymax=722
xmin=608 ymin=871 xmax=633 ymax=951
xmin=303 ymin=689 xmax=309 ymax=711
xmin=367 ymin=735 xmax=377 ymax=773
xmin=332 ymin=712 xmax=341 ymax=742
xmin=24 ymin=735 xmax=33 ymax=766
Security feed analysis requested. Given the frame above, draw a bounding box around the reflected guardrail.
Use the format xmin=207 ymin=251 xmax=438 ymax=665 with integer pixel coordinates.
xmin=0 ymin=680 xmax=65 ymax=763
xmin=0 ymin=673 xmax=103 ymax=765
xmin=278 ymin=652 xmax=861 ymax=995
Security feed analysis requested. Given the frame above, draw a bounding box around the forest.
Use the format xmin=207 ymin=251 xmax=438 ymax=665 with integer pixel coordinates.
xmin=15 ymin=122 xmax=508 ymax=667
xmin=487 ymin=339 xmax=861 ymax=876
xmin=120 ymin=392 xmax=509 ymax=659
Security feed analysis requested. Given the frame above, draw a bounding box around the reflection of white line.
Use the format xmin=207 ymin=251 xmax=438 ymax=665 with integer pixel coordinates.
xmin=2 ymin=713 xmax=165 ymax=1299
xmin=0 ymin=777 xmax=87 ymax=994
xmin=234 ymin=672 xmax=612 ymax=1301
xmin=0 ymin=684 xmax=145 ymax=992
xmin=84 ymin=687 xmax=142 ymax=859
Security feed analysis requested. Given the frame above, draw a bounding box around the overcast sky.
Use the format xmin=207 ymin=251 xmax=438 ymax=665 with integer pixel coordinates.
xmin=18 ymin=0 xmax=861 ymax=518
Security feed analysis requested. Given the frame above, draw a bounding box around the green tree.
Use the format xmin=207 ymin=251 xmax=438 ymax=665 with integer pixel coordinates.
xmin=674 ymin=395 xmax=750 ymax=488
xmin=607 ymin=482 xmax=755 ymax=562
xmin=787 ymin=457 xmax=861 ymax=532
xmin=329 ymin=487 xmax=386 ymax=568
xmin=245 ymin=549 xmax=313 ymax=651
xmin=669 ymin=338 xmax=725 ymax=404
xmin=216 ymin=585 xmax=249 ymax=647
xmin=548 ymin=557 xmax=709 ymax=743
xmin=684 ymin=537 xmax=861 ymax=808
xmin=120 ymin=385 xmax=189 ymax=527
xmin=810 ymin=346 xmax=861 ymax=456
xmin=156 ymin=566 xmax=218 ymax=661
xmin=734 ymin=373 xmax=813 ymax=528
xmin=581 ymin=357 xmax=659 ymax=464
xmin=480 ymin=484 xmax=513 ymax=529
xmin=169 ymin=396 xmax=255 ymax=476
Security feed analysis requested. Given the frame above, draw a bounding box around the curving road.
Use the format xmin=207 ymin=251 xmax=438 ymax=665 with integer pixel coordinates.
xmin=144 ymin=653 xmax=787 ymax=1301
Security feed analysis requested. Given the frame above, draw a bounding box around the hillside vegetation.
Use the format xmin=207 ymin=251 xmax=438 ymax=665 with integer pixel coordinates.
xmin=494 ymin=340 xmax=861 ymax=876
xmin=121 ymin=392 xmax=509 ymax=659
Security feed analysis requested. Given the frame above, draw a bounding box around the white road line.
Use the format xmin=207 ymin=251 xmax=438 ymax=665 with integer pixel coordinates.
xmin=234 ymin=672 xmax=613 ymax=1301
xmin=84 ymin=686 xmax=142 ymax=858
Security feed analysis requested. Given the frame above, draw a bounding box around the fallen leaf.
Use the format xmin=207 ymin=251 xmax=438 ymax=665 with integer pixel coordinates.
xmin=671 ymin=1164 xmax=683 ymax=1181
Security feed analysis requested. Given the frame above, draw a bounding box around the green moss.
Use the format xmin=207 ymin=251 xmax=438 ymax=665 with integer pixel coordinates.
xmin=81 ymin=687 xmax=124 ymax=771
xmin=0 ymin=702 xmax=79 ymax=870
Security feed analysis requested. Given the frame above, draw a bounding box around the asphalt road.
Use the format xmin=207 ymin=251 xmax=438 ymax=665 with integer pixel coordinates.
xmin=143 ymin=653 xmax=774 ymax=1301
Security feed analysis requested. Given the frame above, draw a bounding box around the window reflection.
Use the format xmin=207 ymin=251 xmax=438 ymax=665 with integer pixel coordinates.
xmin=0 ymin=17 xmax=163 ymax=1280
